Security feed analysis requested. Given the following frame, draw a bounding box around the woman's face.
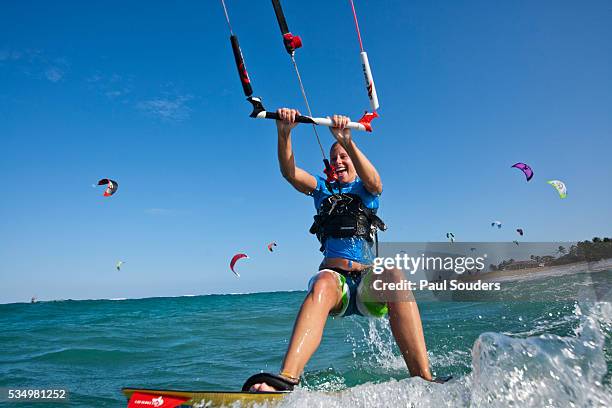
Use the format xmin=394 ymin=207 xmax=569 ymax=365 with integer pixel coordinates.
xmin=330 ymin=144 xmax=356 ymax=183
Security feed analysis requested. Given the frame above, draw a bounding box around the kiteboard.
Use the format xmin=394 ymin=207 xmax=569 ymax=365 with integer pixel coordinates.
xmin=123 ymin=376 xmax=452 ymax=408
xmin=123 ymin=387 xmax=288 ymax=408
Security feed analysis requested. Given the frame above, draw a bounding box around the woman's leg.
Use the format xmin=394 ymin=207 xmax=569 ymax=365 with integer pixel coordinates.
xmin=250 ymin=271 xmax=343 ymax=391
xmin=387 ymin=300 xmax=432 ymax=380
xmin=362 ymin=268 xmax=432 ymax=380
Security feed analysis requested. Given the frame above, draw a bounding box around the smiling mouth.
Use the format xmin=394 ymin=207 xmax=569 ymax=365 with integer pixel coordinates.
xmin=336 ymin=166 xmax=347 ymax=176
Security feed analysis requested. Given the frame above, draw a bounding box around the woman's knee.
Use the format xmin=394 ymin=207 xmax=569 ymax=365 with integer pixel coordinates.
xmin=308 ymin=272 xmax=341 ymax=306
xmin=310 ymin=272 xmax=339 ymax=295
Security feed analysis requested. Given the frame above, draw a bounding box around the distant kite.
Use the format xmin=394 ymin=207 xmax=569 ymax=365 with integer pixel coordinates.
xmin=230 ymin=253 xmax=248 ymax=277
xmin=511 ymin=163 xmax=533 ymax=182
xmin=116 ymin=261 xmax=124 ymax=271
xmin=97 ymin=179 xmax=118 ymax=197
xmin=446 ymin=232 xmax=455 ymax=243
xmin=547 ymin=180 xmax=567 ymax=198
xmin=491 ymin=221 xmax=502 ymax=229
xmin=267 ymin=242 xmax=277 ymax=252
xmin=516 ymin=228 xmax=524 ymax=236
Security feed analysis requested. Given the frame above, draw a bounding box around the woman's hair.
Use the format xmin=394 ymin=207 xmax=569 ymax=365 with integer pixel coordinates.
xmin=329 ymin=141 xmax=342 ymax=156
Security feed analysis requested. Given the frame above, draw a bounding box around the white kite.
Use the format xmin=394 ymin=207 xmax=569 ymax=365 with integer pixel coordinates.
xmin=547 ymin=180 xmax=567 ymax=198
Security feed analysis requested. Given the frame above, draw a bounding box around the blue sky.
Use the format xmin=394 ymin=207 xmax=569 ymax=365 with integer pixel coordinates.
xmin=1 ymin=0 xmax=610 ymax=304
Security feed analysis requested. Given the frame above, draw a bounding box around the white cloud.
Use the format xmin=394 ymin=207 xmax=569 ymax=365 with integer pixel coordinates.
xmin=105 ymin=90 xmax=123 ymax=98
xmin=45 ymin=66 xmax=64 ymax=82
xmin=86 ymin=72 xmax=133 ymax=100
xmin=1 ymin=49 xmax=69 ymax=82
xmin=86 ymin=73 xmax=103 ymax=83
xmin=136 ymin=95 xmax=193 ymax=122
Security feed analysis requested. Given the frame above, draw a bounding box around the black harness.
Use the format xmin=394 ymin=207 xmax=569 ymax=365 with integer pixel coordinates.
xmin=309 ymin=192 xmax=387 ymax=253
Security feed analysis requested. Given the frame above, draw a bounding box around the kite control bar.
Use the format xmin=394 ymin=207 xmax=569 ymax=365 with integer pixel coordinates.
xmin=247 ymin=97 xmax=377 ymax=132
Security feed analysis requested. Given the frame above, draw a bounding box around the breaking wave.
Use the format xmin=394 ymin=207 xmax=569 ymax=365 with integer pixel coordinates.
xmin=271 ymin=301 xmax=611 ymax=408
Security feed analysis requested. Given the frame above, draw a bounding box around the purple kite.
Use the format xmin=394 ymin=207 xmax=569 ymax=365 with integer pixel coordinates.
xmin=516 ymin=228 xmax=524 ymax=236
xmin=511 ymin=163 xmax=533 ymax=182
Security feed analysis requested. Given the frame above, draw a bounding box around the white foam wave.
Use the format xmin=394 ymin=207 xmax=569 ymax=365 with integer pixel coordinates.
xmin=261 ymin=302 xmax=612 ymax=408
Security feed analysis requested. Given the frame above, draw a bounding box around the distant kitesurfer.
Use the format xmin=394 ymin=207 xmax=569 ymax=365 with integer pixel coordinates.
xmin=243 ymin=108 xmax=435 ymax=392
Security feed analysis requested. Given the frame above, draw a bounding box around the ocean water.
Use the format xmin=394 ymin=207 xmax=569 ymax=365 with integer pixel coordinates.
xmin=1 ymin=270 xmax=610 ymax=407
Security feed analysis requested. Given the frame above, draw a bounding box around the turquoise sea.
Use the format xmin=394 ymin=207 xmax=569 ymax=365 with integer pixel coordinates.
xmin=1 ymin=270 xmax=611 ymax=407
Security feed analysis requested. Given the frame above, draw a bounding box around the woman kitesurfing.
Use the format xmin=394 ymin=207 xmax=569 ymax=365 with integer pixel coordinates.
xmin=242 ymin=109 xmax=437 ymax=391
xmin=219 ymin=0 xmax=443 ymax=392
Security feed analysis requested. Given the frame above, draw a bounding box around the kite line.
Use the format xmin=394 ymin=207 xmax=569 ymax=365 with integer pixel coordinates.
xmin=219 ymin=0 xmax=380 ymax=181
xmin=269 ymin=0 xmax=327 ymax=166
xmin=349 ymin=0 xmax=379 ymax=112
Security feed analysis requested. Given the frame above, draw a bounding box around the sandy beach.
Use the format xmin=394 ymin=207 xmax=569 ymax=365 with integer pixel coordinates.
xmin=458 ymin=258 xmax=612 ymax=283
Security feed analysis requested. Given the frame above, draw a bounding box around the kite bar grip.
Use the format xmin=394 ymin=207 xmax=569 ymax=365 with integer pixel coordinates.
xmin=360 ymin=52 xmax=379 ymax=111
xmin=230 ymin=35 xmax=253 ymax=97
xmin=247 ymin=97 xmax=376 ymax=132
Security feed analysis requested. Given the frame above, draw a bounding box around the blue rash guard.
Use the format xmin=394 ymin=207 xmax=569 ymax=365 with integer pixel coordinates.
xmin=310 ymin=176 xmax=380 ymax=265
